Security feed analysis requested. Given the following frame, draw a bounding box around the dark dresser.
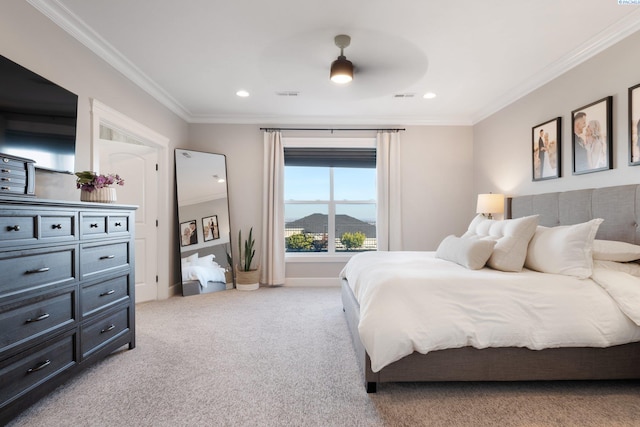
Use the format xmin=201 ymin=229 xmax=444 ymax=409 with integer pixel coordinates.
xmin=0 ymin=196 xmax=136 ymax=424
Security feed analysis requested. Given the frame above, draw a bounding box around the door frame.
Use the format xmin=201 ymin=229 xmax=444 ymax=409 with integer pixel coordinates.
xmin=90 ymin=99 xmax=171 ymax=300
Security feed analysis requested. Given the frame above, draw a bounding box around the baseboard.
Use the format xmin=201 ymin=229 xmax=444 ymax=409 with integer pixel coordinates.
xmin=284 ymin=277 xmax=341 ymax=287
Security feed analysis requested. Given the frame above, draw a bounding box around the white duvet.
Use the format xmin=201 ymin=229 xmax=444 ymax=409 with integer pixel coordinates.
xmin=182 ymin=264 xmax=226 ymax=288
xmin=339 ymin=251 xmax=640 ymax=372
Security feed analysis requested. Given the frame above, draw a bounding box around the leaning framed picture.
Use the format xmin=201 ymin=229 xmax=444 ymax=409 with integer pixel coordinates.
xmin=571 ymin=96 xmax=613 ymax=174
xmin=202 ymin=215 xmax=219 ymax=242
xmin=180 ymin=220 xmax=197 ymax=247
xmin=532 ymin=117 xmax=561 ymax=181
xmin=629 ymin=83 xmax=640 ymax=165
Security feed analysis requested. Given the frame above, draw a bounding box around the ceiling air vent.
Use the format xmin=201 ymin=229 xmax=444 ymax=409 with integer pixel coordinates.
xmin=276 ymin=91 xmax=300 ymax=97
xmin=393 ymin=93 xmax=415 ymax=98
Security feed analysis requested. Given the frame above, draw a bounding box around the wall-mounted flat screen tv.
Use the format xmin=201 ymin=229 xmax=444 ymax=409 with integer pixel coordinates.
xmin=0 ymin=54 xmax=77 ymax=174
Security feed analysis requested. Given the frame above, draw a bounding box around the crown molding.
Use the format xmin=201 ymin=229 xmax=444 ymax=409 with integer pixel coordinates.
xmin=187 ymin=113 xmax=474 ymax=126
xmin=471 ymin=9 xmax=640 ymax=124
xmin=27 ymin=0 xmax=192 ymax=122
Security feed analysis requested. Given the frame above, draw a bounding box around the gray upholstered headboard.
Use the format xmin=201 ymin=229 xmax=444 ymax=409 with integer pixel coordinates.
xmin=507 ymin=184 xmax=640 ymax=244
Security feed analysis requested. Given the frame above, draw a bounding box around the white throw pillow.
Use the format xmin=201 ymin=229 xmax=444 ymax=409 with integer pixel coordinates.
xmin=194 ymin=254 xmax=216 ymax=266
xmin=181 ymin=253 xmax=199 ymax=265
xmin=461 ymin=214 xmax=539 ymax=272
xmin=592 ymin=239 xmax=640 ymax=262
xmin=524 ymin=218 xmax=604 ymax=279
xmin=435 ymin=235 xmax=496 ymax=270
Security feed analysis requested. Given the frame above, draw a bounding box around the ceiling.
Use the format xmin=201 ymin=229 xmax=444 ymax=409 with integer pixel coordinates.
xmin=29 ymin=0 xmax=640 ymax=125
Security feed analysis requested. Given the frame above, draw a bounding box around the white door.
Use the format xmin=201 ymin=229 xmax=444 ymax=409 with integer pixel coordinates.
xmin=98 ymin=139 xmax=159 ymax=303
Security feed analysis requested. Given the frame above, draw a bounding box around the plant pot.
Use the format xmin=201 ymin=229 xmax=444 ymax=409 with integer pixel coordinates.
xmin=235 ymin=267 xmax=259 ymax=291
xmin=81 ymin=187 xmax=117 ymax=203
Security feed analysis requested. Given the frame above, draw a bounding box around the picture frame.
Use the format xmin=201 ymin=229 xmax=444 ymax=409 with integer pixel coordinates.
xmin=532 ymin=117 xmax=561 ymax=181
xmin=202 ymin=215 xmax=219 ymax=242
xmin=180 ymin=220 xmax=197 ymax=247
xmin=628 ymin=83 xmax=640 ymax=165
xmin=571 ymin=96 xmax=613 ymax=174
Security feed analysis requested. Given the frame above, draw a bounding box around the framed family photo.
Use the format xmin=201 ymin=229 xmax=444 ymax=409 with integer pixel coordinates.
xmin=571 ymin=96 xmax=612 ymax=175
xmin=532 ymin=117 xmax=561 ymax=181
xmin=202 ymin=215 xmax=220 ymax=242
xmin=180 ymin=220 xmax=197 ymax=247
xmin=629 ymin=83 xmax=640 ymax=165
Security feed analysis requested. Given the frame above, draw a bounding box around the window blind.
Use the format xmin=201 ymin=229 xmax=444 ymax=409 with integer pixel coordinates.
xmin=283 ymin=147 xmax=375 ymax=168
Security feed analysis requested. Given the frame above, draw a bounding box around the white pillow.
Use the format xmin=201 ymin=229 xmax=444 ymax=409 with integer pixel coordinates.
xmin=462 ymin=214 xmax=539 ymax=272
xmin=181 ymin=253 xmax=199 ymax=265
xmin=524 ymin=219 xmax=603 ymax=279
xmin=592 ymin=240 xmax=640 ymax=262
xmin=435 ymin=235 xmax=496 ymax=270
xmin=194 ymin=254 xmax=216 ymax=266
xmin=593 ymin=260 xmax=640 ymax=277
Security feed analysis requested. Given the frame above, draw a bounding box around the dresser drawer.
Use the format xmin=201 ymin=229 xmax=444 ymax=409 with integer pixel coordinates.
xmin=0 ymin=332 xmax=75 ymax=410
xmin=80 ymin=242 xmax=130 ymax=279
xmin=0 ymin=214 xmax=36 ymax=244
xmin=108 ymin=215 xmax=130 ymax=236
xmin=0 ymin=246 xmax=77 ymax=297
xmin=0 ymin=287 xmax=76 ymax=356
xmin=80 ymin=214 xmax=107 ymax=237
xmin=40 ymin=213 xmax=76 ymax=240
xmin=81 ymin=275 xmax=130 ymax=318
xmin=81 ymin=306 xmax=129 ymax=358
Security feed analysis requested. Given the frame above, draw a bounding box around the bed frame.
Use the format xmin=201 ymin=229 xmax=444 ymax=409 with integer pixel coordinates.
xmin=342 ymin=184 xmax=640 ymax=392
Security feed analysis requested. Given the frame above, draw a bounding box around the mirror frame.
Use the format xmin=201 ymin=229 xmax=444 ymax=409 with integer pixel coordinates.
xmin=175 ymin=148 xmax=233 ymax=296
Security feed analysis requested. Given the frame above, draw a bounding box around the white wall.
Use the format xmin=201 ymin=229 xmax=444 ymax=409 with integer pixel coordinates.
xmin=474 ymin=29 xmax=640 ymax=197
xmin=188 ymin=124 xmax=474 ymax=281
xmin=1 ymin=1 xmax=189 ymax=298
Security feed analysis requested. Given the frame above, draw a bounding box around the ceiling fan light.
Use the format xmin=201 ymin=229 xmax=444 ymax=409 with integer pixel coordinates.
xmin=330 ymin=56 xmax=353 ymax=84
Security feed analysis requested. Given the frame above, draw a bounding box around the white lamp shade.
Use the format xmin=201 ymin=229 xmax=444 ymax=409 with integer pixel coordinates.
xmin=476 ymin=193 xmax=505 ymax=215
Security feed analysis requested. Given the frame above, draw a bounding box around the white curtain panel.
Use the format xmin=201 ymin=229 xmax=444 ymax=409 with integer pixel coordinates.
xmin=261 ymin=131 xmax=286 ymax=285
xmin=376 ymin=131 xmax=403 ymax=251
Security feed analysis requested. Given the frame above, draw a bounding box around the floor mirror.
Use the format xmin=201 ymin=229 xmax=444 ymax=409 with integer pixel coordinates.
xmin=175 ymin=149 xmax=233 ymax=296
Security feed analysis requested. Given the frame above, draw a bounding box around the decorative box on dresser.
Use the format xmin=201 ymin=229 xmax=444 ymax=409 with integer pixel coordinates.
xmin=0 ymin=195 xmax=136 ymax=424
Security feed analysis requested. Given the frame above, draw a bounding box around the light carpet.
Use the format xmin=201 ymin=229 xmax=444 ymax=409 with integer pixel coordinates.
xmin=7 ymin=287 xmax=640 ymax=427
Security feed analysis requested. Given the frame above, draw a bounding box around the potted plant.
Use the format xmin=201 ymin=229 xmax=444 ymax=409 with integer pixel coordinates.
xmin=235 ymin=227 xmax=259 ymax=291
xmin=75 ymin=171 xmax=124 ymax=203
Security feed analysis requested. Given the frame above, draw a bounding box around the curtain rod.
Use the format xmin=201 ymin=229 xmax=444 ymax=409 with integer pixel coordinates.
xmin=259 ymin=127 xmax=405 ymax=132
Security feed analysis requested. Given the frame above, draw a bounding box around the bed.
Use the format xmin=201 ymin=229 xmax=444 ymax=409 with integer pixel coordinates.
xmin=341 ymin=184 xmax=640 ymax=392
xmin=181 ymin=250 xmax=230 ymax=296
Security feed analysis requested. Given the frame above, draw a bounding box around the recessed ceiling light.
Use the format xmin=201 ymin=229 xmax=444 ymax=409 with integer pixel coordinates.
xmin=236 ymin=90 xmax=250 ymax=97
xmin=423 ymin=92 xmax=437 ymax=99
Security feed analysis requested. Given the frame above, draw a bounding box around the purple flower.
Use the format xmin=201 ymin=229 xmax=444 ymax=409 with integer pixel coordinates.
xmin=75 ymin=171 xmax=125 ymax=192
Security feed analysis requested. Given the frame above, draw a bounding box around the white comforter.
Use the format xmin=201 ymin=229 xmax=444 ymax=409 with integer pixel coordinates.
xmin=182 ymin=264 xmax=226 ymax=288
xmin=339 ymin=251 xmax=640 ymax=372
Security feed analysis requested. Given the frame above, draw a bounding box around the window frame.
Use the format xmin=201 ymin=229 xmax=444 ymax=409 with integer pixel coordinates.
xmin=283 ymin=137 xmax=376 ymax=260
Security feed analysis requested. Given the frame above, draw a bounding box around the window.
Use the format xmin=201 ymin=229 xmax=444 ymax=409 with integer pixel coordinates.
xmin=284 ymin=139 xmax=377 ymax=254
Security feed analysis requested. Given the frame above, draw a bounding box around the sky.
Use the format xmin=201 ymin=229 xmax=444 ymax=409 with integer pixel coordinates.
xmin=284 ymin=166 xmax=376 ymax=222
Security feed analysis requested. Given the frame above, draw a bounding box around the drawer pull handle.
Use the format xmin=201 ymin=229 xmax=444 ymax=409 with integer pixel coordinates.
xmin=100 ymin=255 xmax=115 ymax=260
xmin=90 ymin=223 xmax=99 ymax=228
xmin=26 ymin=313 xmax=50 ymax=323
xmin=100 ymin=289 xmax=116 ymax=297
xmin=1 ymin=168 xmax=10 ymax=173
xmin=27 ymin=359 xmax=51 ymax=373
xmin=101 ymin=324 xmax=116 ymax=333
xmin=115 ymin=222 xmax=122 ymax=227
xmin=52 ymin=224 xmax=62 ymax=229
xmin=25 ymin=267 xmax=50 ymax=274
xmin=7 ymin=225 xmax=20 ymax=232
xmin=0 ymin=177 xmax=10 ymax=182
xmin=1 ymin=186 xmax=10 ymax=190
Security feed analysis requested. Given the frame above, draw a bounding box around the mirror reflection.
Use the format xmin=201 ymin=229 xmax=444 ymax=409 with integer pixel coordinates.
xmin=175 ymin=149 xmax=233 ymax=296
